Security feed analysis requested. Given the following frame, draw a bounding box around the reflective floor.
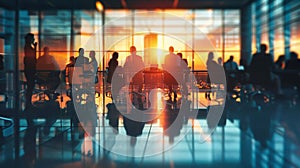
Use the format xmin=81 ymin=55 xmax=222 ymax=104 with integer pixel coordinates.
xmin=0 ymin=91 xmax=300 ymax=168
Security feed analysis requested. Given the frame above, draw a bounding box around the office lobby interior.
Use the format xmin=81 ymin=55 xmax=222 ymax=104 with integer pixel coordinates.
xmin=0 ymin=0 xmax=300 ymax=167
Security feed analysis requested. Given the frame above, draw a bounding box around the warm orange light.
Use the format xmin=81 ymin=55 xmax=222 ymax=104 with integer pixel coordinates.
xmin=96 ymin=1 xmax=104 ymax=12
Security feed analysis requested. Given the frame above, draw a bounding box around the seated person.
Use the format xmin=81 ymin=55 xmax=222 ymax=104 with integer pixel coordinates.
xmin=36 ymin=47 xmax=60 ymax=98
xmin=284 ymin=52 xmax=300 ymax=88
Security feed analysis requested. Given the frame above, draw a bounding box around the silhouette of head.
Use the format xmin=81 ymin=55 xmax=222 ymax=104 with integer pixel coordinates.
xmin=260 ymin=44 xmax=267 ymax=53
xmin=43 ymin=47 xmax=49 ymax=56
xmin=89 ymin=50 xmax=96 ymax=58
xmin=130 ymin=46 xmax=136 ymax=54
xmin=277 ymin=55 xmax=285 ymax=62
xmin=169 ymin=46 xmax=174 ymax=53
xmin=208 ymin=52 xmax=214 ymax=60
xmin=112 ymin=52 xmax=119 ymax=60
xmin=70 ymin=56 xmax=75 ymax=62
xmin=229 ymin=56 xmax=234 ymax=61
xmin=79 ymin=48 xmax=84 ymax=56
xmin=25 ymin=33 xmax=34 ymax=44
xmin=177 ymin=52 xmax=183 ymax=59
xmin=290 ymin=51 xmax=298 ymax=60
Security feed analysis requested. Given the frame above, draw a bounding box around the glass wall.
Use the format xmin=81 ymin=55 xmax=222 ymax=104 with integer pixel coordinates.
xmin=11 ymin=9 xmax=240 ymax=71
xmin=251 ymin=0 xmax=300 ymax=61
xmin=103 ymin=9 xmax=240 ymax=70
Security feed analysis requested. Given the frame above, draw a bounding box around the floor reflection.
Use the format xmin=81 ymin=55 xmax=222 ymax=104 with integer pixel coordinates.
xmin=0 ymin=91 xmax=300 ymax=167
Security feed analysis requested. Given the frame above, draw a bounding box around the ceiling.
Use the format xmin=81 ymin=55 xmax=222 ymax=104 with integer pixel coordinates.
xmin=0 ymin=0 xmax=253 ymax=10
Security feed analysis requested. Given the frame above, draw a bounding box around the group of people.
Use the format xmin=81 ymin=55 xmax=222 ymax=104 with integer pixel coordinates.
xmin=248 ymin=44 xmax=300 ymax=96
xmin=23 ymin=33 xmax=99 ymax=109
xmin=205 ymin=43 xmax=300 ymax=98
xmin=106 ymin=45 xmax=189 ymax=102
xmin=24 ymin=31 xmax=298 ymax=109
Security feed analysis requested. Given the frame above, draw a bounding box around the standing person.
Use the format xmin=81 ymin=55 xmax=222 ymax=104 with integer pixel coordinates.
xmin=75 ymin=48 xmax=89 ymax=67
xmin=224 ymin=55 xmax=238 ymax=92
xmin=24 ymin=33 xmax=37 ymax=108
xmin=123 ymin=46 xmax=145 ymax=110
xmin=177 ymin=52 xmax=189 ymax=98
xmin=206 ymin=52 xmax=223 ymax=100
xmin=249 ymin=44 xmax=282 ymax=95
xmin=107 ymin=52 xmax=119 ymax=84
xmin=73 ymin=48 xmax=89 ymax=85
xmin=89 ymin=50 xmax=98 ymax=84
xmin=164 ymin=46 xmax=181 ymax=102
xmin=123 ymin=46 xmax=145 ymax=90
xmin=224 ymin=55 xmax=238 ymax=72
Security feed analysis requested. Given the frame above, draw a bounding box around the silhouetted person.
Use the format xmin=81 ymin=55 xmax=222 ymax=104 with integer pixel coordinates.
xmin=224 ymin=55 xmax=238 ymax=72
xmin=75 ymin=48 xmax=89 ymax=67
xmin=224 ymin=55 xmax=238 ymax=92
xmin=24 ymin=33 xmax=37 ymax=108
xmin=107 ymin=52 xmax=119 ymax=84
xmin=205 ymin=52 xmax=223 ymax=100
xmin=73 ymin=48 xmax=95 ymax=139
xmin=164 ymin=46 xmax=181 ymax=102
xmin=72 ymin=48 xmax=90 ymax=88
xmin=36 ymin=47 xmax=60 ymax=98
xmin=284 ymin=52 xmax=300 ymax=88
xmin=0 ymin=54 xmax=3 ymax=70
xmin=177 ymin=52 xmax=189 ymax=97
xmin=249 ymin=44 xmax=282 ymax=95
xmin=285 ymin=52 xmax=300 ymax=70
xmin=123 ymin=46 xmax=145 ymax=91
xmin=89 ymin=50 xmax=98 ymax=84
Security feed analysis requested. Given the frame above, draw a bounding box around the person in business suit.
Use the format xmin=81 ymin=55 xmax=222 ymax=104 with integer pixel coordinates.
xmin=24 ymin=33 xmax=37 ymax=108
xmin=249 ymin=44 xmax=282 ymax=95
xmin=164 ymin=46 xmax=181 ymax=102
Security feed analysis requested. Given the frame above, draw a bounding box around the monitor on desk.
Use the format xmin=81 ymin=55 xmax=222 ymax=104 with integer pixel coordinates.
xmin=238 ymin=66 xmax=244 ymax=71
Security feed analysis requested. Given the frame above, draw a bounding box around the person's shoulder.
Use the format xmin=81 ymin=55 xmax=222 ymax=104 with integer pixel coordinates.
xmin=252 ymin=52 xmax=258 ymax=57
